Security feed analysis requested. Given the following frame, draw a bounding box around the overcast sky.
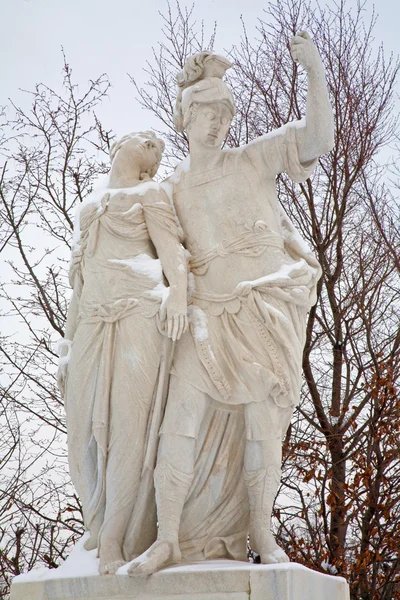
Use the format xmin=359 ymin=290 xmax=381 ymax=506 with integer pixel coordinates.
xmin=1 ymin=0 xmax=399 ymax=140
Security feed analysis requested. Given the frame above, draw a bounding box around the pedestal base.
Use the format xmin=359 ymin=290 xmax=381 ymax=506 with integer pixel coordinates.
xmin=11 ymin=560 xmax=349 ymax=600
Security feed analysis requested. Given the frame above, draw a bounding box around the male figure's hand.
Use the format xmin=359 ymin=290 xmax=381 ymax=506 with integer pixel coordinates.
xmin=160 ymin=296 xmax=188 ymax=341
xmin=290 ymin=31 xmax=322 ymax=72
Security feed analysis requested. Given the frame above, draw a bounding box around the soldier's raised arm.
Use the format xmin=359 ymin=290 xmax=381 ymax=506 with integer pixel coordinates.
xmin=290 ymin=31 xmax=334 ymax=163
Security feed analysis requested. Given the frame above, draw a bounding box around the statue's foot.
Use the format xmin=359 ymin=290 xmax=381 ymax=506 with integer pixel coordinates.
xmin=252 ymin=532 xmax=290 ymax=565
xmin=128 ymin=540 xmax=181 ymax=577
xmin=99 ymin=542 xmax=126 ymax=575
xmin=84 ymin=534 xmax=97 ymax=551
xmin=100 ymin=558 xmax=126 ymax=575
xmin=260 ymin=546 xmax=290 ymax=564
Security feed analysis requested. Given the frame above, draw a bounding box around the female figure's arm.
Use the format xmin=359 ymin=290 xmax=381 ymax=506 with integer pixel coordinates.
xmin=142 ymin=188 xmax=188 ymax=341
xmin=57 ymin=240 xmax=84 ymax=396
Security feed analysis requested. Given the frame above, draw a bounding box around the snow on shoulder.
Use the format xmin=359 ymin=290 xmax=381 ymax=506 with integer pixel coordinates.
xmin=71 ymin=177 xmax=160 ymax=248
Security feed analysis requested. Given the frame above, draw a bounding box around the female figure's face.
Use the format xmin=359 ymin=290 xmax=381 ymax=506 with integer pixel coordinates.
xmin=123 ymin=135 xmax=161 ymax=178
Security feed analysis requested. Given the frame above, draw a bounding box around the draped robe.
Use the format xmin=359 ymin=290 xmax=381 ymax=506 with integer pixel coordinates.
xmin=65 ymin=188 xmax=181 ymax=557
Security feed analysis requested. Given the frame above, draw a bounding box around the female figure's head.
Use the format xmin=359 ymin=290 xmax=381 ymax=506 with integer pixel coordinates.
xmin=110 ymin=131 xmax=165 ymax=183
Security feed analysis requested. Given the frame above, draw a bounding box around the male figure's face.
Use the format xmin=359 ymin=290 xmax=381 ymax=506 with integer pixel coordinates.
xmin=187 ymin=103 xmax=232 ymax=148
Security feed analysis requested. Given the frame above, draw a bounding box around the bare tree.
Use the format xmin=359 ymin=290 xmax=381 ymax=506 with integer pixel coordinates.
xmin=1 ymin=2 xmax=399 ymax=599
xmin=0 ymin=58 xmax=112 ymax=597
xmin=133 ymin=1 xmax=400 ymax=597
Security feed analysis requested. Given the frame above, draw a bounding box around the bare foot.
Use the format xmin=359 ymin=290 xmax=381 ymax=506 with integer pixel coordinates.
xmin=251 ymin=532 xmax=290 ymax=565
xmin=84 ymin=534 xmax=97 ymax=551
xmin=99 ymin=541 xmax=126 ymax=575
xmin=260 ymin=546 xmax=290 ymax=564
xmin=128 ymin=540 xmax=181 ymax=577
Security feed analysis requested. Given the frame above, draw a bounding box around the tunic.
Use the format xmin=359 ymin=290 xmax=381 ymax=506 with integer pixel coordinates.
xmin=166 ymin=123 xmax=321 ymax=424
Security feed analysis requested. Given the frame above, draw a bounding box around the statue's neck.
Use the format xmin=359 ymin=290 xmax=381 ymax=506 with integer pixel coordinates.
xmin=188 ymin=142 xmax=223 ymax=174
xmin=108 ymin=160 xmax=142 ymax=189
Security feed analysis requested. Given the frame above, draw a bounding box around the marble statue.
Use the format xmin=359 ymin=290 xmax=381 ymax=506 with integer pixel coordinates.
xmin=53 ymin=29 xmax=334 ymax=581
xmin=128 ymin=32 xmax=334 ymax=576
xmin=57 ymin=131 xmax=188 ymax=575
xmin=9 ymin=31 xmax=351 ymax=600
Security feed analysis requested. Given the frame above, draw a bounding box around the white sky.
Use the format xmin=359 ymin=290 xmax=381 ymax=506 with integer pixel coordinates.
xmin=1 ymin=0 xmax=399 ymax=140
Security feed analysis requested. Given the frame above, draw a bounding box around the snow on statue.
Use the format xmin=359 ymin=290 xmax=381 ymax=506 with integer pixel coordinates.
xmin=52 ymin=31 xmax=334 ymax=579
xmin=57 ymin=131 xmax=188 ymax=575
xmin=129 ymin=32 xmax=334 ymax=576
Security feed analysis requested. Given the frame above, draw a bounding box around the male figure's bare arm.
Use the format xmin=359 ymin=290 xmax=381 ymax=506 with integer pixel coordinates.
xmin=290 ymin=32 xmax=334 ymax=163
xmin=143 ymin=189 xmax=188 ymax=341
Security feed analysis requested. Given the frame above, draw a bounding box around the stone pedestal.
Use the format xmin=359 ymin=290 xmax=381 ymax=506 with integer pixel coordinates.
xmin=11 ymin=560 xmax=350 ymax=600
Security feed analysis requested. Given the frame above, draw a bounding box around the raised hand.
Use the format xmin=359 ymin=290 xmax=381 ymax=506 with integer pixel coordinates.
xmin=290 ymin=31 xmax=322 ymax=72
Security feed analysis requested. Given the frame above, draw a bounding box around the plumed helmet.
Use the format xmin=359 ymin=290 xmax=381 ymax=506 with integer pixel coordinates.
xmin=174 ymin=52 xmax=235 ymax=132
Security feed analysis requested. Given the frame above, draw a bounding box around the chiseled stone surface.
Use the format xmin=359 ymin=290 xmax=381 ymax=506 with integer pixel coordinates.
xmin=128 ymin=34 xmax=335 ymax=576
xmin=11 ymin=561 xmax=349 ymax=600
xmin=49 ymin=24 xmax=338 ymax=587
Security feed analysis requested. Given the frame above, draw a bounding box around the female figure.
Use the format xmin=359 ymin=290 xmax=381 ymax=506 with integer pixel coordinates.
xmin=57 ymin=131 xmax=187 ymax=574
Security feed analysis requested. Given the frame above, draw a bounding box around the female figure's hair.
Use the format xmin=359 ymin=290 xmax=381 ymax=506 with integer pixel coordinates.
xmin=109 ymin=131 xmax=165 ymax=179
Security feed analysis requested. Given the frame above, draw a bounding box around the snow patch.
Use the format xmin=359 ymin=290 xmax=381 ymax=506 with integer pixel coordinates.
xmin=109 ymin=254 xmax=163 ymax=282
xmin=124 ymin=180 xmax=159 ymax=197
xmin=149 ymin=281 xmax=170 ymax=310
xmin=55 ymin=338 xmax=72 ymax=365
xmin=321 ymin=561 xmax=339 ymax=575
xmin=236 ymin=260 xmax=306 ymax=293
xmin=188 ymin=305 xmax=209 ymax=341
xmin=168 ymin=156 xmax=191 ymax=184
xmin=187 ymin=272 xmax=195 ymax=300
xmin=162 ymin=559 xmax=310 ymax=573
xmin=13 ymin=533 xmax=99 ymax=582
xmin=13 ymin=544 xmax=346 ymax=584
xmin=122 ymin=202 xmax=143 ymax=216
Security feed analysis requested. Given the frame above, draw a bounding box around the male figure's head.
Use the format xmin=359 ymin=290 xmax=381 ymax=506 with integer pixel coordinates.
xmin=174 ymin=52 xmax=235 ymax=148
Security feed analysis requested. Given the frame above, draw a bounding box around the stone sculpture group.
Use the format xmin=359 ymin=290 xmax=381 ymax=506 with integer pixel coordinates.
xmin=58 ymin=32 xmax=334 ymax=578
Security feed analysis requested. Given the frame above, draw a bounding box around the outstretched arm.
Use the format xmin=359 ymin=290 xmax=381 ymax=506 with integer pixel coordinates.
xmin=291 ymin=32 xmax=334 ymax=163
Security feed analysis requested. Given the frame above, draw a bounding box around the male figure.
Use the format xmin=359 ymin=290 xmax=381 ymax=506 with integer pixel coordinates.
xmin=129 ymin=33 xmax=334 ymax=575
